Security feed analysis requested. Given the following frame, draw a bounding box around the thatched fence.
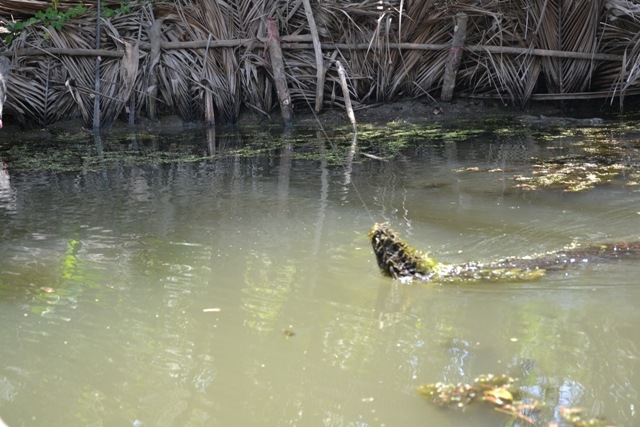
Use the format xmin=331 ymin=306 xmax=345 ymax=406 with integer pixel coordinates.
xmin=2 ymin=0 xmax=640 ymax=128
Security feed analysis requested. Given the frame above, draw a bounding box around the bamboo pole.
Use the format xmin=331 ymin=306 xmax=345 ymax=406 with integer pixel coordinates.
xmin=267 ymin=18 xmax=293 ymax=127
xmin=13 ymin=41 xmax=623 ymax=63
xmin=288 ymin=43 xmax=621 ymax=62
xmin=441 ymin=13 xmax=467 ymax=102
xmin=465 ymin=45 xmax=618 ymax=61
xmin=15 ymin=47 xmax=125 ymax=58
xmin=302 ymin=0 xmax=325 ymax=114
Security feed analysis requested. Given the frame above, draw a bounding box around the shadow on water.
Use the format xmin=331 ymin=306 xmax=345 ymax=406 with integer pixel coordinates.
xmin=0 ymin=117 xmax=639 ymax=426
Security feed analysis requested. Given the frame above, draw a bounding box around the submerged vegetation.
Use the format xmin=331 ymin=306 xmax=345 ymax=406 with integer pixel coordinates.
xmin=3 ymin=113 xmax=640 ymax=187
xmin=511 ymin=126 xmax=640 ymax=191
xmin=0 ymin=125 xmax=364 ymax=172
xmin=448 ymin=120 xmax=640 ymax=192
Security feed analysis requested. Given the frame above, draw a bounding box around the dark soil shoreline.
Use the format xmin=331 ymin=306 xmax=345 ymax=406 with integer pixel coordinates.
xmin=0 ymin=97 xmax=627 ymax=141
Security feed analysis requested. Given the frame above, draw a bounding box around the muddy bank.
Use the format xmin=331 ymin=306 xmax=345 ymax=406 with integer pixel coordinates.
xmin=0 ymin=97 xmax=620 ymax=140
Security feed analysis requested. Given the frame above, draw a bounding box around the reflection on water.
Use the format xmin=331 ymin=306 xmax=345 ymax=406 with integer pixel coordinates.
xmin=0 ymin=162 xmax=15 ymax=213
xmin=0 ymin=121 xmax=639 ymax=426
xmin=242 ymin=250 xmax=297 ymax=332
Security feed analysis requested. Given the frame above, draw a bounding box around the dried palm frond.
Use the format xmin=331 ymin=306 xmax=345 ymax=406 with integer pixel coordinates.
xmin=152 ymin=1 xmax=243 ymax=123
xmin=385 ymin=1 xmax=452 ymax=99
xmin=599 ymin=0 xmax=640 ymax=103
xmin=110 ymin=5 xmax=149 ymax=120
xmin=150 ymin=3 xmax=201 ymax=121
xmin=6 ymin=26 xmax=77 ymax=125
xmin=238 ymin=45 xmax=274 ymax=116
xmin=307 ymin=1 xmax=374 ymax=102
xmin=45 ymin=21 xmax=105 ymax=125
xmin=618 ymin=33 xmax=640 ymax=99
xmin=453 ymin=0 xmax=612 ymax=104
xmin=530 ymin=0 xmax=605 ymax=94
xmin=458 ymin=0 xmax=542 ymax=105
xmin=233 ymin=0 xmax=273 ymax=116
xmin=193 ymin=0 xmax=241 ymax=122
xmin=8 ymin=54 xmax=76 ymax=125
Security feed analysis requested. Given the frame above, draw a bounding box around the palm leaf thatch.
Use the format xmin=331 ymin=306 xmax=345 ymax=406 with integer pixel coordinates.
xmin=530 ymin=0 xmax=603 ymax=94
xmin=6 ymin=26 xmax=76 ymax=125
xmin=384 ymin=1 xmax=450 ymax=99
xmin=455 ymin=2 xmax=540 ymax=105
xmin=235 ymin=5 xmax=274 ymax=117
xmin=2 ymin=0 xmax=640 ymax=127
xmin=599 ymin=0 xmax=640 ymax=104
xmin=45 ymin=19 xmax=125 ymax=126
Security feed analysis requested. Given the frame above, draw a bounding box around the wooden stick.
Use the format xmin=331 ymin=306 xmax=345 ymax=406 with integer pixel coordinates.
xmin=143 ymin=35 xmax=310 ymax=50
xmin=441 ymin=13 xmax=467 ymax=102
xmin=466 ymin=44 xmax=620 ymax=61
xmin=14 ymin=47 xmax=125 ymax=58
xmin=267 ymin=18 xmax=293 ymax=127
xmin=336 ymin=60 xmax=356 ymax=133
xmin=302 ymin=0 xmax=325 ymax=114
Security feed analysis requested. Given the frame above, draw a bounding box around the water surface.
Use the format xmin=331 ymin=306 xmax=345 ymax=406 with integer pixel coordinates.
xmin=0 ymin=121 xmax=639 ymax=426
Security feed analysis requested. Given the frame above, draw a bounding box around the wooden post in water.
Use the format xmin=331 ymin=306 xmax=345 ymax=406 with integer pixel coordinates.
xmin=441 ymin=13 xmax=467 ymax=102
xmin=267 ymin=18 xmax=293 ymax=127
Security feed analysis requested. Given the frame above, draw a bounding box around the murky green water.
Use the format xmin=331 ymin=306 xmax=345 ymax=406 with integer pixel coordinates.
xmin=1 ymin=120 xmax=639 ymax=426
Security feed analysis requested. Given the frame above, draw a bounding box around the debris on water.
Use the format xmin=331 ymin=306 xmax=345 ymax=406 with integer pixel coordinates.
xmin=417 ymin=375 xmax=539 ymax=423
xmin=283 ymin=329 xmax=296 ymax=337
xmin=417 ymin=374 xmax=616 ymax=426
xmin=202 ymin=308 xmax=221 ymax=312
